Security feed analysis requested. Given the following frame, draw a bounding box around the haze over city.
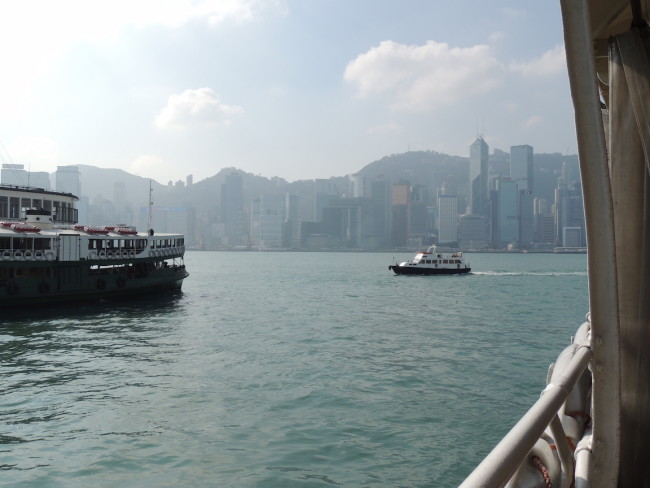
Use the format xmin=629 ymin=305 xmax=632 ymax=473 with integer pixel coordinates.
xmin=0 ymin=1 xmax=573 ymax=184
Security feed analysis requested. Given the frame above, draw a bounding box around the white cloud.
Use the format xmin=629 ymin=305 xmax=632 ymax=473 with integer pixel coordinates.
xmin=344 ymin=40 xmax=504 ymax=111
xmin=155 ymin=88 xmax=244 ymax=129
xmin=0 ymin=1 xmax=284 ymax=114
xmin=510 ymin=45 xmax=567 ymax=77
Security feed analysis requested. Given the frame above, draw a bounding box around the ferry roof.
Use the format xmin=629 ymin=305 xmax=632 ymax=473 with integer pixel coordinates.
xmin=0 ymin=184 xmax=79 ymax=201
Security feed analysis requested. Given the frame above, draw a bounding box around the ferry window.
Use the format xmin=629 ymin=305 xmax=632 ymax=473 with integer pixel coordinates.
xmin=0 ymin=237 xmax=9 ymax=250
xmin=34 ymin=238 xmax=50 ymax=251
xmin=44 ymin=200 xmax=52 ymax=213
xmin=9 ymin=197 xmax=19 ymax=218
xmin=20 ymin=198 xmax=31 ymax=215
xmin=0 ymin=196 xmax=7 ymax=218
xmin=32 ymin=199 xmax=42 ymax=209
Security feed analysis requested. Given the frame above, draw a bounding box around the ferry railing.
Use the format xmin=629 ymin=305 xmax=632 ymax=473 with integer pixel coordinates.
xmin=460 ymin=321 xmax=592 ymax=488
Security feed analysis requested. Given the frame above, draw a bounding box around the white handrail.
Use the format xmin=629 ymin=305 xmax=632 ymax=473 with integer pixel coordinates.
xmin=460 ymin=332 xmax=592 ymax=487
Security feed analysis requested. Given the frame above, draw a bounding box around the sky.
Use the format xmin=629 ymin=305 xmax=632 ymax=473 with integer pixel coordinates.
xmin=0 ymin=0 xmax=574 ymax=184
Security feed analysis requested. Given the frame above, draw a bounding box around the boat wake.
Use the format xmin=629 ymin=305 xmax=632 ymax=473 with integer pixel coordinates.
xmin=472 ymin=271 xmax=587 ymax=277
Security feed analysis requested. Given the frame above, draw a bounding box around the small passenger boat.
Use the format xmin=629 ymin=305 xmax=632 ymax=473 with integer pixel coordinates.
xmin=388 ymin=245 xmax=471 ymax=275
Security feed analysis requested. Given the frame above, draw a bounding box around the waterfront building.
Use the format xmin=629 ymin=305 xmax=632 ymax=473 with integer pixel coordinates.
xmin=252 ymin=194 xmax=285 ymax=248
xmin=469 ymin=137 xmax=490 ymax=217
xmin=495 ymin=177 xmax=519 ymax=248
xmin=221 ymin=172 xmax=245 ymax=247
xmin=314 ymin=179 xmax=338 ymax=223
xmin=55 ymin=165 xmax=81 ymax=196
xmin=458 ymin=214 xmax=489 ymax=250
xmin=349 ymin=174 xmax=365 ymax=198
xmin=519 ymin=189 xmax=534 ymax=248
xmin=437 ymin=194 xmax=458 ymax=245
xmin=555 ymin=182 xmax=586 ymax=247
xmin=1 ymin=164 xmax=51 ymax=189
xmin=391 ymin=182 xmax=410 ymax=248
xmin=370 ymin=179 xmax=391 ymax=249
xmin=510 ymin=145 xmax=534 ymax=192
xmin=562 ymin=226 xmax=583 ymax=247
xmin=284 ymin=193 xmax=300 ymax=248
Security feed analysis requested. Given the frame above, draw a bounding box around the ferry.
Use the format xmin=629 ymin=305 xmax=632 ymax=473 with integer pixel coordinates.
xmin=461 ymin=1 xmax=650 ymax=486
xmin=388 ymin=245 xmax=470 ymax=275
xmin=0 ymin=186 xmax=188 ymax=307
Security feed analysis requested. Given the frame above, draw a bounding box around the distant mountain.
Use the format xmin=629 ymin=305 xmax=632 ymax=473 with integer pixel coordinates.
xmin=68 ymin=149 xmax=579 ymax=224
xmin=68 ymin=164 xmax=165 ymax=207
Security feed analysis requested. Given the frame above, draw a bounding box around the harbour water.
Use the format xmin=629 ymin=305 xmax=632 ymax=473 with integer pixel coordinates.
xmin=1 ymin=251 xmax=588 ymax=487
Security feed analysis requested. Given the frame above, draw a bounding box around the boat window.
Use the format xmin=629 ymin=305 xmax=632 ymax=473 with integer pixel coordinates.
xmin=443 ymin=259 xmax=448 ymax=264
xmin=9 ymin=197 xmax=19 ymax=218
xmin=34 ymin=238 xmax=51 ymax=251
xmin=32 ymin=199 xmax=42 ymax=209
xmin=0 ymin=237 xmax=10 ymax=250
xmin=0 ymin=196 xmax=7 ymax=218
xmin=43 ymin=200 xmax=52 ymax=213
xmin=20 ymin=198 xmax=31 ymax=217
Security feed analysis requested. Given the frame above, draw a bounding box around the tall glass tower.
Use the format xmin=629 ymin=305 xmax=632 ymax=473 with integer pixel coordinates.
xmin=510 ymin=144 xmax=534 ymax=192
xmin=469 ymin=136 xmax=489 ymax=217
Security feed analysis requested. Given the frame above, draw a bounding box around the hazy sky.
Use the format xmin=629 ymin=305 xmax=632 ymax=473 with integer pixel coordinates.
xmin=0 ymin=0 xmax=573 ymax=184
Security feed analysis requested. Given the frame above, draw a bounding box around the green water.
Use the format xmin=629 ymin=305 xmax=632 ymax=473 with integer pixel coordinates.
xmin=0 ymin=251 xmax=588 ymax=487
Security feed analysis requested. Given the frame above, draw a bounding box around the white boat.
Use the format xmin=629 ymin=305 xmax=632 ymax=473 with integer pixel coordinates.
xmin=0 ymin=186 xmax=188 ymax=307
xmin=388 ymin=245 xmax=470 ymax=275
xmin=462 ymin=1 xmax=650 ymax=486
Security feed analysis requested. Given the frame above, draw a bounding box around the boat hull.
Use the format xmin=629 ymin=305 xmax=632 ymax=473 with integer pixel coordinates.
xmin=389 ymin=265 xmax=471 ymax=275
xmin=0 ymin=261 xmax=189 ymax=307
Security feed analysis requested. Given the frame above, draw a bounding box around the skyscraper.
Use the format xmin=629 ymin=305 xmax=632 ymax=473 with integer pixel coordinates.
xmin=510 ymin=145 xmax=534 ymax=192
xmin=437 ymin=194 xmax=458 ymax=244
xmin=221 ymin=172 xmax=244 ymax=246
xmin=496 ymin=177 xmax=519 ymax=248
xmin=469 ymin=136 xmax=489 ymax=217
xmin=55 ymin=165 xmax=81 ymax=196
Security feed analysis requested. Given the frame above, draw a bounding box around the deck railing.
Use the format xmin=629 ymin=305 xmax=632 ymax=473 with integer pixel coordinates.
xmin=460 ymin=320 xmax=593 ymax=487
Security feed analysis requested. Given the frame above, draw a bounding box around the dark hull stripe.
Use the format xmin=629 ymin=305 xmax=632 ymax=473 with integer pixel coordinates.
xmin=389 ymin=265 xmax=471 ymax=275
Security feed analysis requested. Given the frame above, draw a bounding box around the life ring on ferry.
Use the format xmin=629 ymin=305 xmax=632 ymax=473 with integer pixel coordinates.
xmin=6 ymin=281 xmax=18 ymax=295
xmin=116 ymin=277 xmax=126 ymax=288
xmin=121 ymin=250 xmax=129 ymax=259
xmin=34 ymin=250 xmax=44 ymax=260
xmin=106 ymin=251 xmax=114 ymax=259
xmin=129 ymin=250 xmax=135 ymax=258
xmin=88 ymin=251 xmax=98 ymax=260
xmin=13 ymin=250 xmax=24 ymax=260
xmin=96 ymin=279 xmax=106 ymax=290
xmin=38 ymin=282 xmax=51 ymax=294
xmin=99 ymin=250 xmax=107 ymax=259
xmin=2 ymin=250 xmax=11 ymax=260
xmin=148 ymin=250 xmax=155 ymax=258
xmin=23 ymin=250 xmax=34 ymax=260
xmin=44 ymin=251 xmax=55 ymax=261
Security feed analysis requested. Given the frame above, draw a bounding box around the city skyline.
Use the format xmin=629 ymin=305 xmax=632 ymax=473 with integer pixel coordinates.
xmin=0 ymin=1 xmax=573 ymax=184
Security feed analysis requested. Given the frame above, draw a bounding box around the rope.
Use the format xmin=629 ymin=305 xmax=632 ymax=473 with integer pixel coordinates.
xmin=532 ymin=455 xmax=553 ymax=488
